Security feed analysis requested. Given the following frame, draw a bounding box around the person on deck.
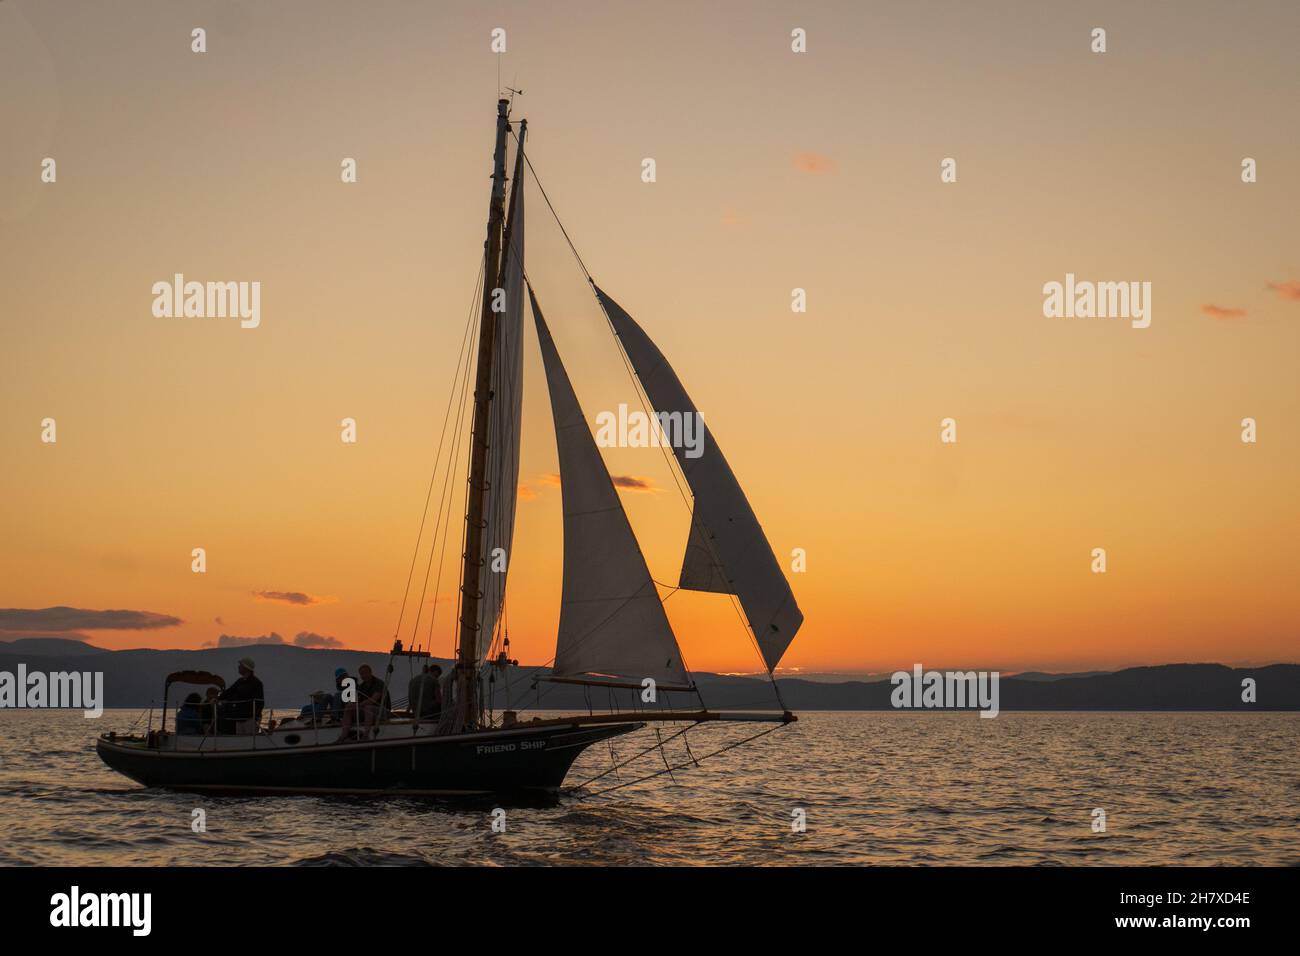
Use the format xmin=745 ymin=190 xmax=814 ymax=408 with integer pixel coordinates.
xmin=218 ymin=657 xmax=265 ymax=734
xmin=299 ymin=690 xmax=332 ymax=722
xmin=336 ymin=663 xmax=388 ymax=742
xmin=408 ymin=664 xmax=443 ymax=721
xmin=176 ymin=693 xmax=204 ymax=734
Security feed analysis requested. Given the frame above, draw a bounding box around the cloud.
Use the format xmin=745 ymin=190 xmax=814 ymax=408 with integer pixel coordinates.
xmin=721 ymin=207 xmax=748 ymax=227
xmin=253 ymin=590 xmax=325 ymax=606
xmin=0 ymin=607 xmax=182 ymax=632
xmin=206 ymin=632 xmax=285 ymax=648
xmin=1266 ymin=279 xmax=1300 ymax=301
xmin=1201 ymin=303 xmax=1247 ymax=320
xmin=293 ymin=631 xmax=344 ymax=648
xmin=611 ymin=474 xmax=656 ymax=492
xmin=518 ymin=482 xmax=538 ymax=501
xmin=539 ymin=473 xmax=562 ymax=487
xmin=793 ymin=152 xmax=838 ymax=175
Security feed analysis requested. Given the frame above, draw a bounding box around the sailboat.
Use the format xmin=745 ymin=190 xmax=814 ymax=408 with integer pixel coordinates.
xmin=96 ymin=98 xmax=803 ymax=799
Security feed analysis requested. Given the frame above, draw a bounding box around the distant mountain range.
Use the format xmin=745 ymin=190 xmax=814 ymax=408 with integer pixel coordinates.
xmin=1 ymin=639 xmax=1296 ymax=711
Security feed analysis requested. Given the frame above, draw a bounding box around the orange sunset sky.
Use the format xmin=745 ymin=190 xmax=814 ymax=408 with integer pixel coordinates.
xmin=1 ymin=1 xmax=1297 ymax=675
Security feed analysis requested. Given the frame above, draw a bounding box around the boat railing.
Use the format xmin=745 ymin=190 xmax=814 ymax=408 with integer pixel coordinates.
xmin=153 ymin=689 xmax=444 ymax=749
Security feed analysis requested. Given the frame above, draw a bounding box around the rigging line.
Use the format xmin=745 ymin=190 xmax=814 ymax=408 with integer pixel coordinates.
xmin=395 ymin=258 xmax=485 ymax=646
xmin=437 ymin=322 xmax=480 ymax=659
xmin=447 ymin=336 xmax=481 ymax=664
xmin=605 ymin=737 xmax=622 ymax=782
xmin=420 ymin=306 xmax=479 ymax=654
xmin=654 ymin=727 xmax=676 ymax=784
xmin=571 ymin=723 xmax=785 ymax=800
xmin=514 ymin=138 xmax=594 ymax=284
xmin=682 ymin=731 xmax=700 ymax=768
xmin=411 ymin=269 xmax=481 ymax=655
xmin=417 ymin=276 xmax=481 ymax=672
xmin=572 ymin=723 xmax=695 ymax=789
xmin=411 ymin=260 xmax=484 ymax=649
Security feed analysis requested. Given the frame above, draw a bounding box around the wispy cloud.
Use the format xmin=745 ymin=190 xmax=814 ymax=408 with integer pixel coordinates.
xmin=539 ymin=473 xmax=562 ymax=487
xmin=1266 ymin=279 xmax=1300 ymax=301
xmin=611 ymin=474 xmax=657 ymax=493
xmin=0 ymin=607 xmax=182 ymax=632
xmin=518 ymin=482 xmax=538 ymax=501
xmin=1201 ymin=303 xmax=1247 ymax=320
xmin=793 ymin=151 xmax=838 ymax=175
xmin=253 ymin=590 xmax=326 ymax=606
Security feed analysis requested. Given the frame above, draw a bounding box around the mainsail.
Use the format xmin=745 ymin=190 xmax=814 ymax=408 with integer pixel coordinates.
xmin=474 ymin=148 xmax=527 ymax=663
xmin=595 ymin=286 xmax=804 ymax=673
xmin=530 ymin=286 xmax=690 ymax=688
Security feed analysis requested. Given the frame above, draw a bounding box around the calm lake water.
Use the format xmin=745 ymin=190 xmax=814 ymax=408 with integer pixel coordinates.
xmin=1 ymin=710 xmax=1296 ymax=866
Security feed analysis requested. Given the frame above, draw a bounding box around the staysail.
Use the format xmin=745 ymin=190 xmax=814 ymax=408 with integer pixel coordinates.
xmin=474 ymin=150 xmax=527 ymax=663
xmin=530 ymin=286 xmax=690 ymax=687
xmin=595 ymin=286 xmax=803 ymax=673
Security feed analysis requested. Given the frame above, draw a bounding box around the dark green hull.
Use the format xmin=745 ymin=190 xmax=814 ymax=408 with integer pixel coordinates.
xmin=96 ymin=721 xmax=639 ymax=799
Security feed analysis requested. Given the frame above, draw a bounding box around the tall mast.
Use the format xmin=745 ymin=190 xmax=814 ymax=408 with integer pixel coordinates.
xmin=452 ymin=98 xmax=517 ymax=731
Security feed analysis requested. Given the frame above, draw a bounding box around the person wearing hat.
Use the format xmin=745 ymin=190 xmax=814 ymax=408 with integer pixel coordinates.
xmin=217 ymin=657 xmax=266 ymax=734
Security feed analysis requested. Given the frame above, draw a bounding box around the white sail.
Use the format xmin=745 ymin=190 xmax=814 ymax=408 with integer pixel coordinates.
xmin=530 ymin=286 xmax=690 ymax=687
xmin=475 ymin=161 xmax=526 ymax=663
xmin=595 ymin=286 xmax=803 ymax=673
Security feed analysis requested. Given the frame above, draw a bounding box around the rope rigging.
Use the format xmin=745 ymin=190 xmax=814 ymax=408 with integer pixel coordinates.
xmin=568 ymin=722 xmax=784 ymax=800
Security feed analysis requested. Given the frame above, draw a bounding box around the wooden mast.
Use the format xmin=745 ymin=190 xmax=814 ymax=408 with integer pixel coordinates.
xmin=452 ymin=98 xmax=513 ymax=731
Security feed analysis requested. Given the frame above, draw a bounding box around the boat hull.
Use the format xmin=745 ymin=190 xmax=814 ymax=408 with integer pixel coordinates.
xmin=96 ymin=721 xmax=640 ymax=799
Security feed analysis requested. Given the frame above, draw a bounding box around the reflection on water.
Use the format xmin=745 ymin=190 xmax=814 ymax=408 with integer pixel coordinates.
xmin=1 ymin=710 xmax=1296 ymax=865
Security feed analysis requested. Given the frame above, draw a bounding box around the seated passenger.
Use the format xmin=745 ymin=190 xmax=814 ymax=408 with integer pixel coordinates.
xmin=299 ymin=690 xmax=333 ymax=722
xmin=176 ymin=693 xmax=204 ymax=735
xmin=335 ymin=664 xmax=389 ymax=742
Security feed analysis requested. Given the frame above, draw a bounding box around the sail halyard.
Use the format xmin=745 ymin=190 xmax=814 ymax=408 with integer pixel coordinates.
xmin=527 ymin=284 xmax=691 ymax=689
xmin=592 ymin=286 xmax=804 ymax=674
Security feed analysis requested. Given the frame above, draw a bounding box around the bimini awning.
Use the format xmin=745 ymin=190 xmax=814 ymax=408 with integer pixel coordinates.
xmin=164 ymin=671 xmax=226 ymax=692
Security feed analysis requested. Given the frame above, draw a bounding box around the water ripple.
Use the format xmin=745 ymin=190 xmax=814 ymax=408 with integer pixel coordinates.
xmin=0 ymin=710 xmax=1296 ymax=865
